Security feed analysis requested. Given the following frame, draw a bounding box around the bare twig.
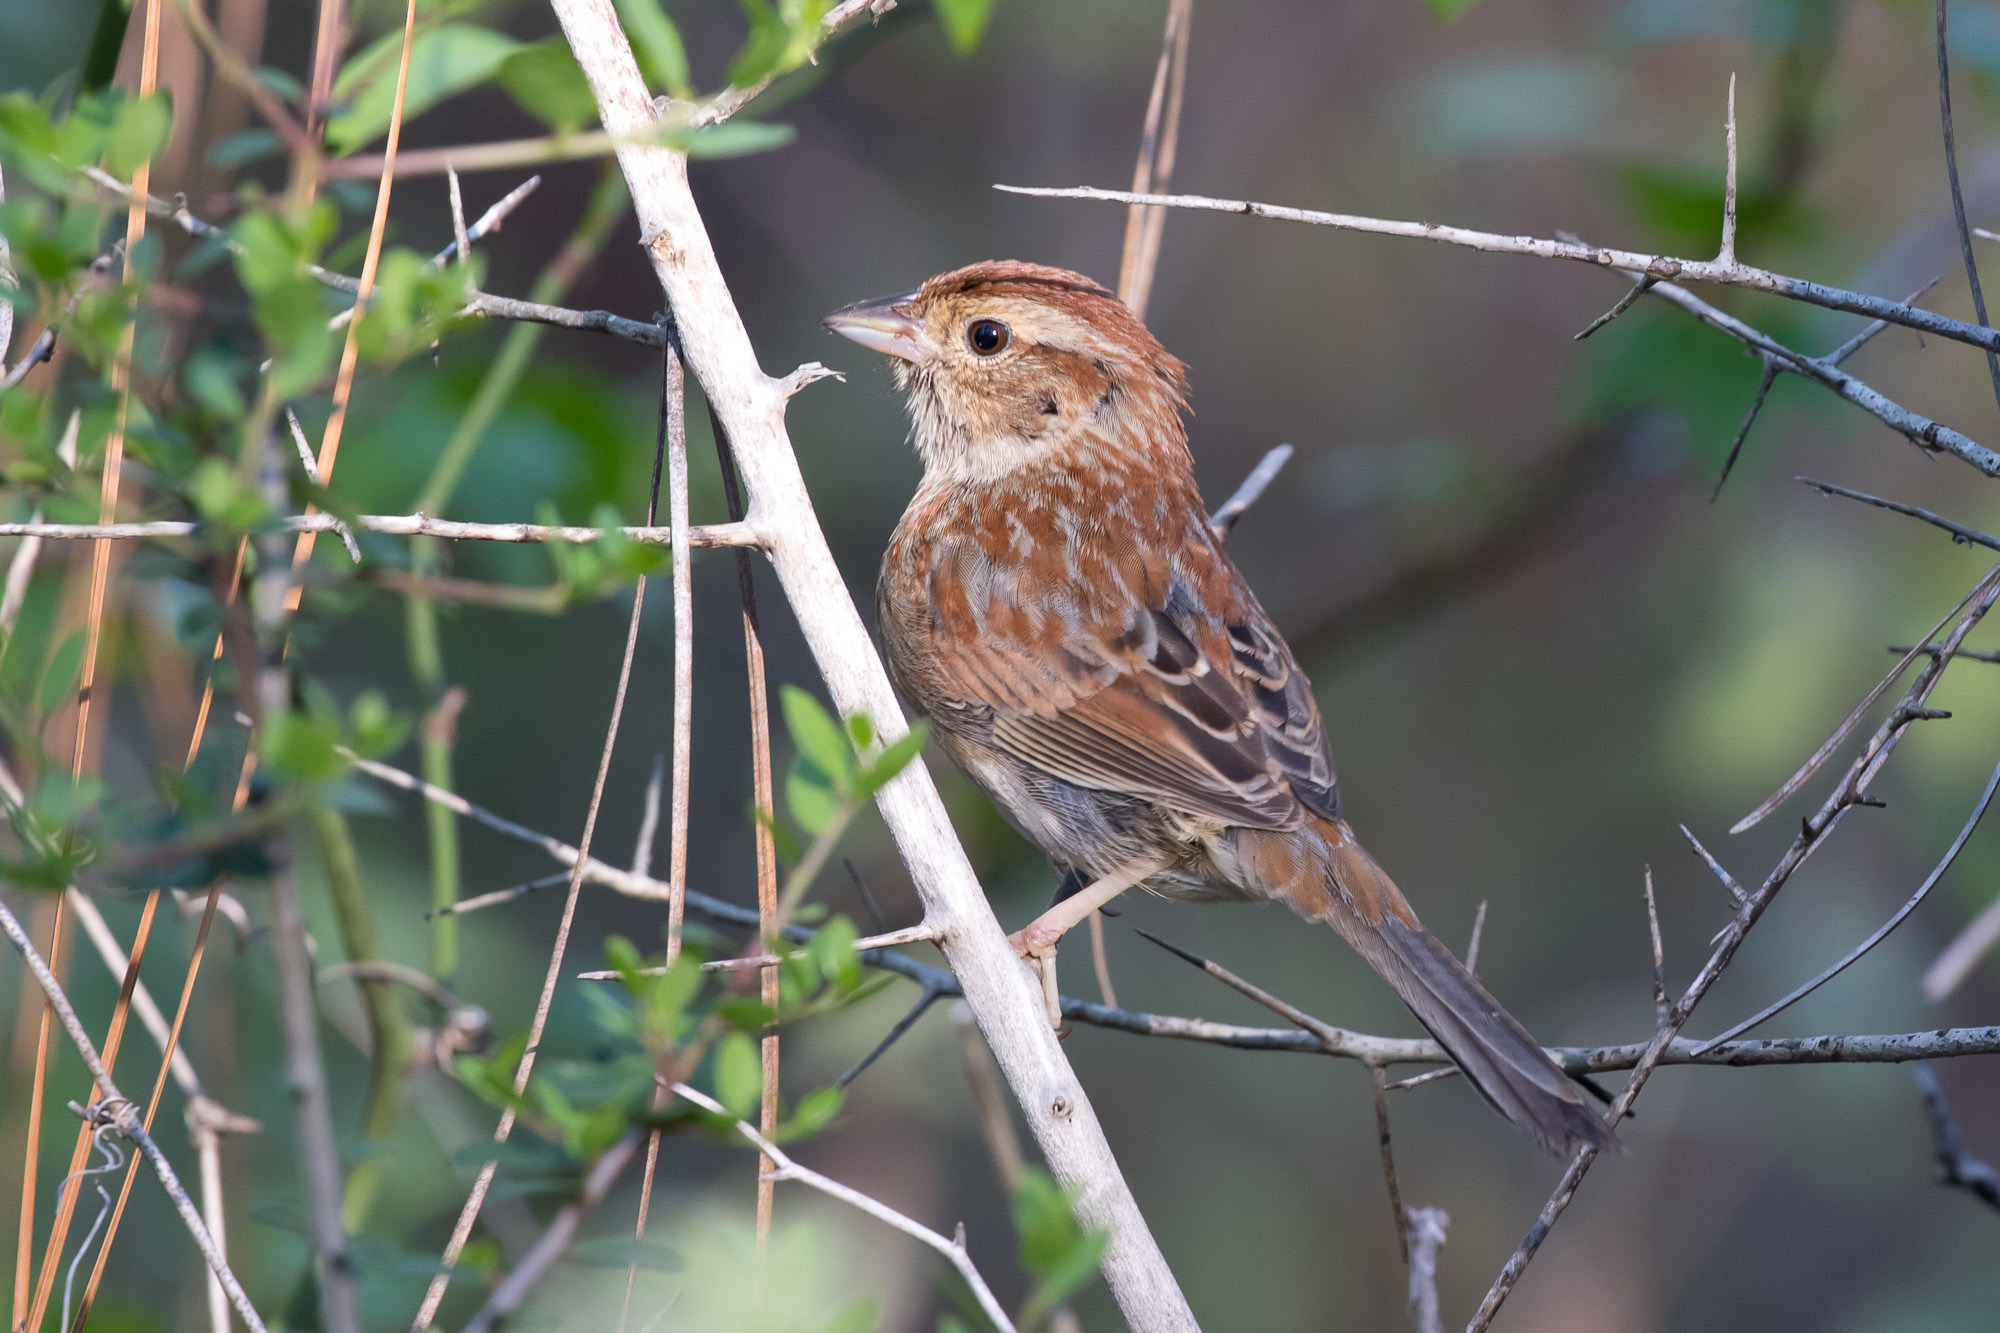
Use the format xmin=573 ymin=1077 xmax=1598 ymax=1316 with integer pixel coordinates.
xmin=996 ymin=184 xmax=2000 ymax=369
xmin=1406 ymin=1207 xmax=1449 ymax=1333
xmin=1711 ymin=356 xmax=1778 ymax=499
xmin=412 ymin=320 xmax=670 ymax=1324
xmin=1719 ymin=74 xmax=1739 ymax=265
xmin=1371 ymin=1066 xmax=1409 ymax=1265
xmin=1923 ymin=891 xmax=2000 ymax=1000
xmin=1207 ymin=443 xmax=1294 ymax=539
xmin=0 ymin=512 xmax=757 ymax=548
xmin=1469 ymin=561 xmax=2000 ymax=1330
xmin=1914 ymin=1064 xmax=2000 ymax=1211
xmin=1698 ymin=748 xmax=2000 ymax=1049
xmin=552 ymin=3 xmax=1195 ymax=1315
xmin=1680 ymin=825 xmax=1747 ymax=906
xmin=1117 ymin=0 xmax=1194 ymax=323
xmin=461 ymin=1129 xmax=645 ymax=1333
xmin=1936 ymin=0 xmax=2000 ymax=415
xmin=1462 ymin=900 xmax=1488 ymax=978
xmin=672 ymin=1082 xmax=1018 ymax=1332
xmin=1643 ymin=869 xmax=1667 ymax=1028
xmin=0 ymin=897 xmax=267 ymax=1332
xmin=1801 ymin=477 xmax=2000 ymax=553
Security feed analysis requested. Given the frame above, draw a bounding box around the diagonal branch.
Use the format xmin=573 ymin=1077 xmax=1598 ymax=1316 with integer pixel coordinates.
xmin=549 ymin=2 xmax=1198 ymax=1325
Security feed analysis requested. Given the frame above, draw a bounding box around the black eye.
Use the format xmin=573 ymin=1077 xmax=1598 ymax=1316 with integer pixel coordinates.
xmin=967 ymin=319 xmax=1011 ymax=356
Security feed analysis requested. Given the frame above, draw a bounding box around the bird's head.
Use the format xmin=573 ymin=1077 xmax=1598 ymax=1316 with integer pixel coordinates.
xmin=824 ymin=260 xmax=1190 ymax=484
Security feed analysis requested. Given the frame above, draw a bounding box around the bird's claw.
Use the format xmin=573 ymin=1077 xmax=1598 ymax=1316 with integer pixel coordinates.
xmin=1008 ymin=928 xmax=1063 ymax=1029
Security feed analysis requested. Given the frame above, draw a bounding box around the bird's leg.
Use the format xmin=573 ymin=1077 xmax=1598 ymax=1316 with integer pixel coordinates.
xmin=1010 ymin=857 xmax=1167 ymax=1026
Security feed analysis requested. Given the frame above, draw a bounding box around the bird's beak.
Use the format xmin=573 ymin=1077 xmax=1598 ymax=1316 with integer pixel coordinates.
xmin=823 ymin=291 xmax=926 ymax=363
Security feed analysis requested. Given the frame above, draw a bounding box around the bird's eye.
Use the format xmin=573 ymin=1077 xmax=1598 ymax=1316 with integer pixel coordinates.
xmin=966 ymin=318 xmax=1011 ymax=356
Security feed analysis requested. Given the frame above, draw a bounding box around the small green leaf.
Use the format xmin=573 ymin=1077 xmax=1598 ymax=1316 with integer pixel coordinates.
xmin=613 ymin=0 xmax=693 ymax=99
xmin=261 ymin=708 xmax=345 ymax=782
xmin=855 ymin=721 xmax=928 ymax=798
xmin=1426 ymin=0 xmax=1483 ymax=19
xmin=785 ymin=760 xmax=840 ymax=835
xmin=781 ymin=685 xmax=852 ymax=787
xmin=777 ymin=1085 xmax=844 ymax=1143
xmin=498 ymin=39 xmax=599 ymax=133
xmin=328 ymin=24 xmax=524 ymax=155
xmin=715 ymin=1032 xmax=763 ymax=1119
xmin=107 ymin=93 xmax=171 ymax=178
xmin=348 ymin=689 xmax=410 ymax=759
xmin=933 ymin=0 xmax=999 ymax=54
xmin=716 ymin=996 xmax=776 ymax=1032
xmin=755 ymin=804 xmax=803 ymax=865
xmin=808 ymin=914 xmax=861 ymax=993
xmin=660 ymin=120 xmax=797 ymax=160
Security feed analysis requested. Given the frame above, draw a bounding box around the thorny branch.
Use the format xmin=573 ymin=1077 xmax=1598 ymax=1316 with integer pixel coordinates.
xmin=348 ymin=751 xmax=2000 ymax=1077
xmin=997 ymin=185 xmax=2000 ymax=477
xmin=0 ymin=896 xmax=267 ymax=1333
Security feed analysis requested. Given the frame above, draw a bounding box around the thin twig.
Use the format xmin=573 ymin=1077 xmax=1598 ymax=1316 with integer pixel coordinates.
xmin=1913 ymin=1064 xmax=2000 ymax=1210
xmin=1923 ymin=891 xmax=2000 ymax=1000
xmin=1697 ymin=748 xmax=2000 ymax=1049
xmin=1371 ymin=1066 xmax=1408 ymax=1265
xmin=0 ymin=512 xmax=758 ymax=548
xmin=1800 ymin=477 xmax=2000 ymax=553
xmin=1711 ymin=356 xmax=1778 ymax=499
xmin=672 ymin=1082 xmax=1017 ymax=1333
xmin=1406 ymin=1208 xmax=1449 ymax=1333
xmin=1469 ymin=561 xmax=2000 ymax=1330
xmin=412 ymin=323 xmax=671 ymax=1324
xmin=1680 ymin=825 xmax=1747 ymax=906
xmin=1643 ymin=869 xmax=1667 ymax=1028
xmin=1936 ymin=0 xmax=2000 ymax=415
xmin=1719 ymin=73 xmax=1739 ymax=265
xmin=1463 ymin=900 xmax=1488 ymax=978
xmin=0 ymin=897 xmax=267 ymax=1332
xmin=1208 ymin=443 xmax=1294 ymax=540
xmin=996 ymin=184 xmax=2000 ymax=365
xmin=352 ymin=752 xmax=2000 ymax=1073
xmin=1117 ymin=0 xmax=1194 ymax=323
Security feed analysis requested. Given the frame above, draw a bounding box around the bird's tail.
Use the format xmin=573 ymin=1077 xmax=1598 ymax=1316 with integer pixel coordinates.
xmin=1242 ymin=814 xmax=1618 ymax=1156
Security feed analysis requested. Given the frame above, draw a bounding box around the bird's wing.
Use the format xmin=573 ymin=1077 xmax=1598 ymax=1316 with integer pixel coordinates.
xmin=921 ymin=512 xmax=1339 ymax=830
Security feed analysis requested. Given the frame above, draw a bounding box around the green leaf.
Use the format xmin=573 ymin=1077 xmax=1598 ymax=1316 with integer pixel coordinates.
xmin=262 ymin=708 xmax=345 ymax=783
xmin=1012 ymin=1167 xmax=1108 ymax=1318
xmin=807 ymin=914 xmax=861 ymax=993
xmin=1426 ymin=0 xmax=1483 ymax=19
xmin=855 ymin=720 xmax=928 ymax=798
xmin=776 ymin=1085 xmax=843 ymax=1143
xmin=107 ymin=93 xmax=171 ymax=178
xmin=38 ymin=628 xmax=85 ymax=718
xmin=327 ymin=24 xmax=524 ymax=155
xmin=348 ymin=689 xmax=411 ymax=758
xmin=785 ymin=759 xmax=840 ymax=835
xmin=660 ymin=120 xmax=797 ymax=160
xmin=933 ymin=0 xmax=999 ymax=54
xmin=714 ymin=1031 xmax=762 ymax=1120
xmin=781 ymin=685 xmax=852 ymax=788
xmin=498 ymin=40 xmax=599 ymax=133
xmin=613 ymin=0 xmax=693 ymax=99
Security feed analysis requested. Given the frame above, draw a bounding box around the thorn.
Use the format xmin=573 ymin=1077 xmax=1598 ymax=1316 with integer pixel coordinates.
xmin=1132 ymin=926 xmax=1208 ymax=970
xmin=779 ymin=362 xmax=843 ymax=397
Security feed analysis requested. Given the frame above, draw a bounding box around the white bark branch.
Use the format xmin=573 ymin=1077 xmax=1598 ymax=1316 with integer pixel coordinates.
xmin=548 ymin=4 xmax=1197 ymax=1326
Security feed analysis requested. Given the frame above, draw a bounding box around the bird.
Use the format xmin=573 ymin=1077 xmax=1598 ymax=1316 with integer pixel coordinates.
xmin=823 ymin=259 xmax=1616 ymax=1155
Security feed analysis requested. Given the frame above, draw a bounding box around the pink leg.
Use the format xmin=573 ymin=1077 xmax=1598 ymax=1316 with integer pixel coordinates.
xmin=1009 ymin=858 xmax=1167 ymax=1026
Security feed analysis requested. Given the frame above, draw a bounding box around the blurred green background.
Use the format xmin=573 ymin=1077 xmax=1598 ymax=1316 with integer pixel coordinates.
xmin=3 ymin=0 xmax=2000 ymax=1328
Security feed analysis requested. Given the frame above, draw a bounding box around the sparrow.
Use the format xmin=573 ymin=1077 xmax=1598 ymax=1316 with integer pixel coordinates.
xmin=825 ymin=260 xmax=1614 ymax=1155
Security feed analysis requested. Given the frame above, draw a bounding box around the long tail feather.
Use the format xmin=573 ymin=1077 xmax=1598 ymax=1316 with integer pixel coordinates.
xmin=1260 ymin=815 xmax=1619 ymax=1156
